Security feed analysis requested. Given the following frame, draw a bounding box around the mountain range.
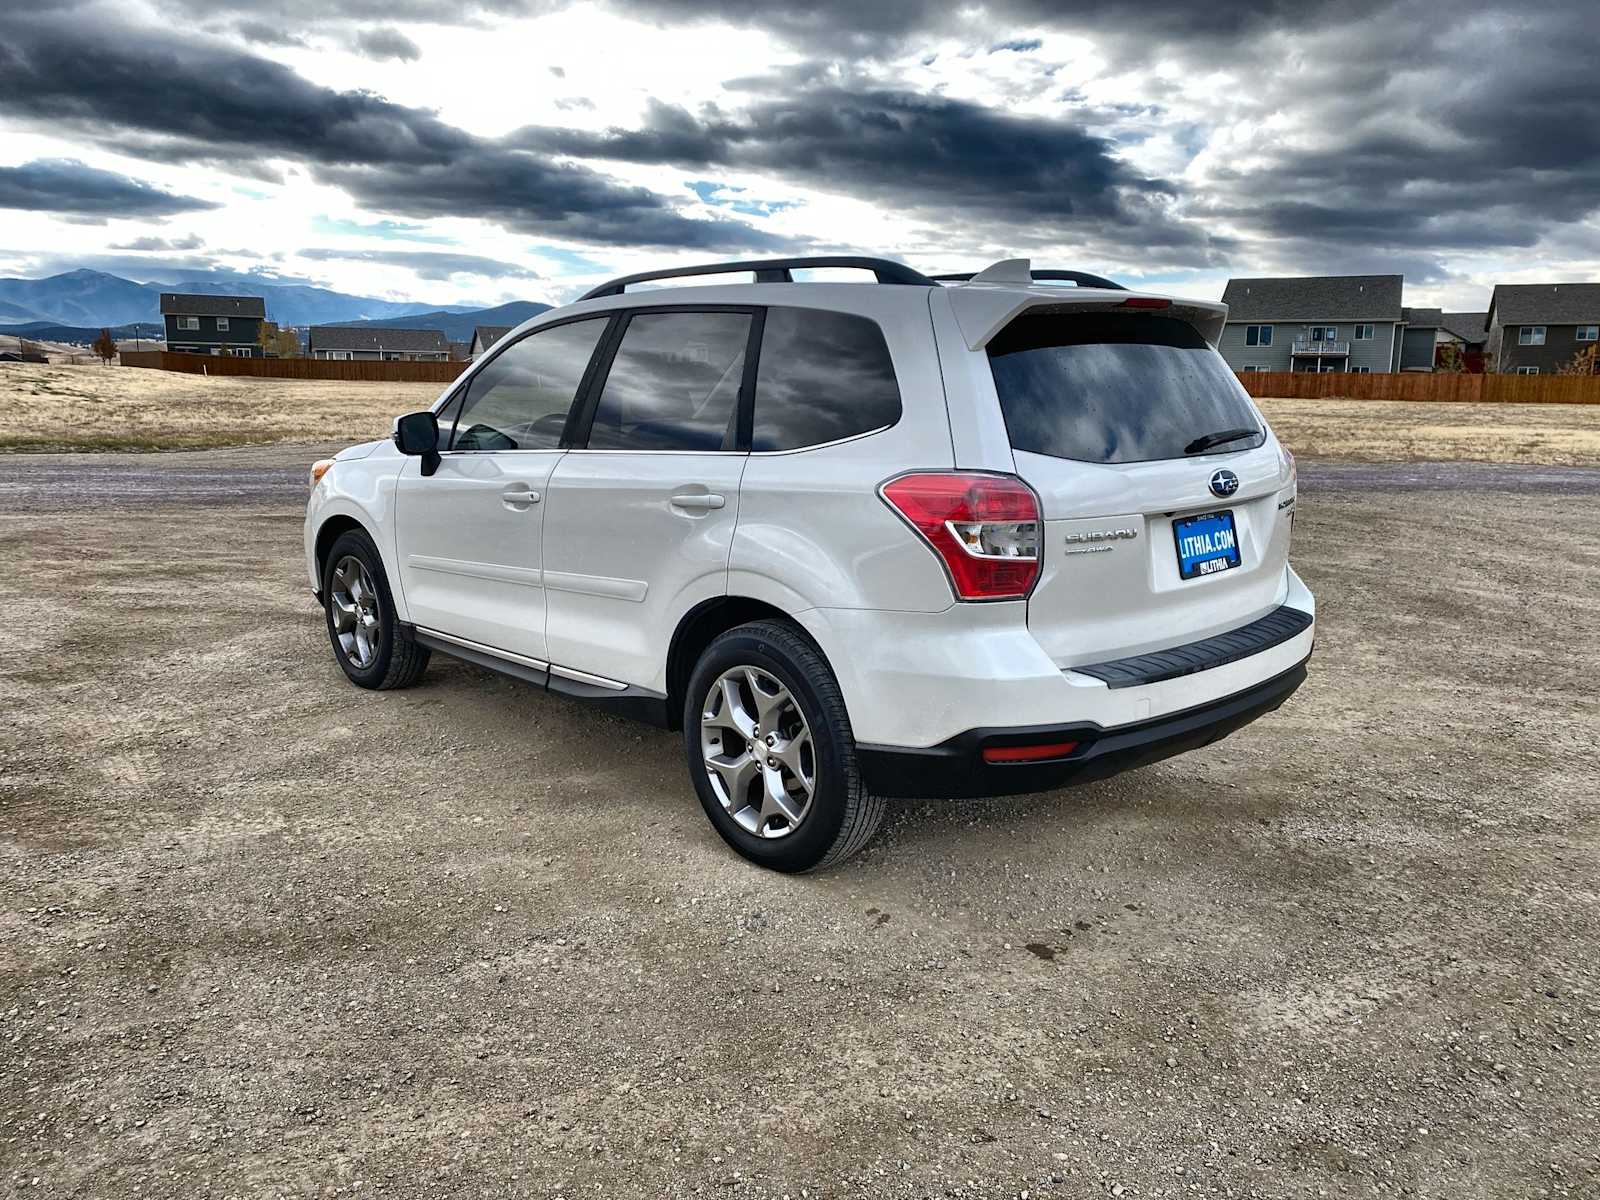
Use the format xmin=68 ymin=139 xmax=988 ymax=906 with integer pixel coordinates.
xmin=0 ymin=267 xmax=529 ymax=331
xmin=325 ymin=301 xmax=551 ymax=343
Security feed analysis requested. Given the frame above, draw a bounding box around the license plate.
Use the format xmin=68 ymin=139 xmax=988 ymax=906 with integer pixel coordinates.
xmin=1174 ymin=510 xmax=1241 ymax=580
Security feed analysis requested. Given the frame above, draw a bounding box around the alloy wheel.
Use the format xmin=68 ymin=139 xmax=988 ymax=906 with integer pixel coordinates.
xmin=329 ymin=555 xmax=382 ymax=669
xmin=699 ymin=665 xmax=816 ymax=838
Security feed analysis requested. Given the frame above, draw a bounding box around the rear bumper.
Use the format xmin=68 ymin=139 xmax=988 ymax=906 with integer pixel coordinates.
xmin=856 ymin=655 xmax=1309 ymax=798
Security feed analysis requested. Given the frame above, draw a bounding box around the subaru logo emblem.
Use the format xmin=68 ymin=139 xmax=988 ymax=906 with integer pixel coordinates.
xmin=1209 ymin=469 xmax=1240 ymax=498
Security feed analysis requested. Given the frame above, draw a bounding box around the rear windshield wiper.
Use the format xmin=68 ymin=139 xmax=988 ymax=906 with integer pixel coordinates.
xmin=1184 ymin=427 xmax=1260 ymax=455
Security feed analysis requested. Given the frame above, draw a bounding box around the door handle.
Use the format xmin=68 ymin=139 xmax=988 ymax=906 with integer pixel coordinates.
xmin=501 ymin=485 xmax=541 ymax=508
xmin=670 ymin=493 xmax=725 ymax=511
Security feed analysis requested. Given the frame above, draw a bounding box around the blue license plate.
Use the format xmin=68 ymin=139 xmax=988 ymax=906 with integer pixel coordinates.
xmin=1174 ymin=510 xmax=1241 ymax=580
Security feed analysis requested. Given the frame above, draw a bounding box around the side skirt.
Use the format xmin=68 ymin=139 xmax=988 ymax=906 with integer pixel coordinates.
xmin=406 ymin=625 xmax=672 ymax=728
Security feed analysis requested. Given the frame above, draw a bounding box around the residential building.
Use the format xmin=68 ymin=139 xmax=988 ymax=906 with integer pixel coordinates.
xmin=306 ymin=327 xmax=451 ymax=361
xmin=1435 ymin=312 xmax=1489 ymax=372
xmin=447 ymin=341 xmax=471 ymax=362
xmin=1218 ymin=275 xmax=1405 ymax=374
xmin=1398 ymin=308 xmax=1443 ymax=371
xmin=1485 ymin=283 xmax=1600 ymax=374
xmin=470 ymin=325 xmax=512 ymax=360
xmin=159 ymin=293 xmax=267 ymax=356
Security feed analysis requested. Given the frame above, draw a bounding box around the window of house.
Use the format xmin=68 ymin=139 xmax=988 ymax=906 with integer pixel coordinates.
xmin=751 ymin=307 xmax=901 ymax=451
xmin=1237 ymin=365 xmax=1262 ymax=373
xmin=1515 ymin=366 xmax=1540 ymax=375
xmin=1353 ymin=324 xmax=1374 ymax=340
xmin=215 ymin=317 xmax=229 ymax=331
xmin=1350 ymin=366 xmax=1372 ymax=374
xmin=1519 ymin=326 xmax=1546 ymax=345
xmin=1577 ymin=325 xmax=1598 ymax=342
xmin=177 ymin=316 xmax=199 ymax=330
xmin=586 ymin=311 xmax=751 ymax=452
xmin=1309 ymin=326 xmax=1338 ymax=342
xmin=1244 ymin=325 xmax=1272 ymax=346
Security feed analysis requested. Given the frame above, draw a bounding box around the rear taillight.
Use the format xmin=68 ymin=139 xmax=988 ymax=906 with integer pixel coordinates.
xmin=880 ymin=472 xmax=1041 ymax=601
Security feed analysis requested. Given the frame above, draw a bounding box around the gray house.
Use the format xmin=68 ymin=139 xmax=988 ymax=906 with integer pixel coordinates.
xmin=1398 ymin=307 xmax=1443 ymax=371
xmin=160 ymin=293 xmax=266 ymax=356
xmin=1436 ymin=312 xmax=1490 ymax=371
xmin=1217 ymin=275 xmax=1406 ymax=374
xmin=307 ymin=327 xmax=450 ymax=361
xmin=1485 ymin=283 xmax=1600 ymax=374
xmin=470 ymin=325 xmax=513 ymax=360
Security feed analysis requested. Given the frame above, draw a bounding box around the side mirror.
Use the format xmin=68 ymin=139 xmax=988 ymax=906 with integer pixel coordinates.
xmin=393 ymin=410 xmax=441 ymax=476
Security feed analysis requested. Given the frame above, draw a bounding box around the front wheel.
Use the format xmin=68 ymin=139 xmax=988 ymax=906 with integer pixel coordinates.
xmin=683 ymin=620 xmax=885 ymax=872
xmin=321 ymin=528 xmax=430 ymax=690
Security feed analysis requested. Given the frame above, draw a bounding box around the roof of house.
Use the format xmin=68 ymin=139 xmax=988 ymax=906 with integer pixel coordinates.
xmin=1220 ymin=274 xmax=1404 ymax=322
xmin=159 ymin=292 xmax=266 ymax=318
xmin=473 ymin=325 xmax=513 ymax=351
xmin=1401 ymin=306 xmax=1443 ymax=328
xmin=1487 ymin=283 xmax=1600 ymax=327
xmin=307 ymin=326 xmax=449 ymax=353
xmin=1438 ymin=312 xmax=1490 ymax=343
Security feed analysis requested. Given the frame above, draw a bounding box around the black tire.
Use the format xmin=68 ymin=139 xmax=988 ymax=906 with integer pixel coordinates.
xmin=683 ymin=619 xmax=885 ymax=872
xmin=321 ymin=528 xmax=430 ymax=690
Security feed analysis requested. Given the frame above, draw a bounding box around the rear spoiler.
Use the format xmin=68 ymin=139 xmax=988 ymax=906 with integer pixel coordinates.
xmin=943 ymin=280 xmax=1229 ymax=352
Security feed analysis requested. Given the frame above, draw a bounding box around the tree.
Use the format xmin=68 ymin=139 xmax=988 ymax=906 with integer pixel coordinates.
xmin=276 ymin=327 xmax=301 ymax=358
xmin=1555 ymin=342 xmax=1599 ymax=376
xmin=1435 ymin=341 xmax=1467 ymax=374
xmin=91 ymin=328 xmax=117 ymax=364
xmin=258 ymin=320 xmax=278 ymax=357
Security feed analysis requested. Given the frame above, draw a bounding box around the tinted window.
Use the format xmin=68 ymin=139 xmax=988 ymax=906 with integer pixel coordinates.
xmin=752 ymin=307 xmax=901 ymax=451
xmin=447 ymin=318 xmax=608 ymax=451
xmin=587 ymin=311 xmax=750 ymax=451
xmin=988 ymin=314 xmax=1264 ymax=465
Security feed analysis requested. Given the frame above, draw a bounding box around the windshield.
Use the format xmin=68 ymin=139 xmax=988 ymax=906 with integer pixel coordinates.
xmin=987 ymin=313 xmax=1264 ymax=464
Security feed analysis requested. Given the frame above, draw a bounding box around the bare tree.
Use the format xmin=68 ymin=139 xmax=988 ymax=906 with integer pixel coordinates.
xmin=1555 ymin=343 xmax=1599 ymax=377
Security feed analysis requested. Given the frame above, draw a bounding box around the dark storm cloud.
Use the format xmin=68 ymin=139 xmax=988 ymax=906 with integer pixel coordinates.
xmin=520 ymin=87 xmax=1224 ymax=259
xmin=301 ymin=248 xmax=540 ymax=280
xmin=354 ymin=26 xmax=422 ymax=62
xmin=0 ymin=14 xmax=781 ymax=252
xmin=0 ymin=159 xmax=218 ymax=219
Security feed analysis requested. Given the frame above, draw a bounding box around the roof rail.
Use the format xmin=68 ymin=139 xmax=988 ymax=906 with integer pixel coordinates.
xmin=932 ymin=269 xmax=1127 ymax=291
xmin=578 ymin=256 xmax=938 ymax=302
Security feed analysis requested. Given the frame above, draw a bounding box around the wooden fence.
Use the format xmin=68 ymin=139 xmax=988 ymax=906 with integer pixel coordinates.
xmin=119 ymin=350 xmax=466 ymax=385
xmin=1236 ymin=370 xmax=1600 ymax=405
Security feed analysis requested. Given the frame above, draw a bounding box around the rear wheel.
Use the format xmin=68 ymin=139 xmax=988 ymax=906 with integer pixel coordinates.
xmin=684 ymin=620 xmax=884 ymax=872
xmin=321 ymin=528 xmax=429 ymax=690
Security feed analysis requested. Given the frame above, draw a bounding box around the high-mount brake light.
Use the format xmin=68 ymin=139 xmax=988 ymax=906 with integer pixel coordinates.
xmin=1117 ymin=297 xmax=1171 ymax=309
xmin=880 ymin=472 xmax=1041 ymax=601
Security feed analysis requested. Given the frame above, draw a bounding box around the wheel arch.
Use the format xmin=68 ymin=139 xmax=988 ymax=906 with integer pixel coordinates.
xmin=313 ymin=514 xmax=371 ymax=588
xmin=666 ymin=596 xmax=836 ymax=730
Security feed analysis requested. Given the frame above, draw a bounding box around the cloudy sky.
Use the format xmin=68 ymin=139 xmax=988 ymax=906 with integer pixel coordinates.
xmin=1 ymin=0 xmax=1596 ymax=310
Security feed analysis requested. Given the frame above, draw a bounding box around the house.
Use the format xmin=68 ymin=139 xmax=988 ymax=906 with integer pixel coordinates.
xmin=1217 ymin=274 xmax=1405 ymax=374
xmin=470 ymin=325 xmax=512 ymax=360
xmin=447 ymin=341 xmax=471 ymax=362
xmin=1485 ymin=283 xmax=1600 ymax=374
xmin=1435 ymin=312 xmax=1489 ymax=372
xmin=1398 ymin=307 xmax=1443 ymax=371
xmin=306 ymin=327 xmax=450 ymax=361
xmin=159 ymin=293 xmax=267 ymax=356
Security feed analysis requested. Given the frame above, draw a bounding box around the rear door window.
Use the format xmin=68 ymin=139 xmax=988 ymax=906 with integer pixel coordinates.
xmin=988 ymin=313 xmax=1264 ymax=464
xmin=585 ymin=311 xmax=751 ymax=451
xmin=447 ymin=317 xmax=609 ymax=451
xmin=751 ymin=307 xmax=901 ymax=451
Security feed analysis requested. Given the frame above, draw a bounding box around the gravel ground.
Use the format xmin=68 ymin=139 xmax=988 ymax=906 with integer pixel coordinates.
xmin=3 ymin=450 xmax=1598 ymax=1198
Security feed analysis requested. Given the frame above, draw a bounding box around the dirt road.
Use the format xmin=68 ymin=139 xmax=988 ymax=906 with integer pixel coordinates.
xmin=3 ymin=449 xmax=1597 ymax=1198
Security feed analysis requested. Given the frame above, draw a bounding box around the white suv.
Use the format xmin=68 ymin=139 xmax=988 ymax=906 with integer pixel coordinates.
xmin=304 ymin=256 xmax=1313 ymax=872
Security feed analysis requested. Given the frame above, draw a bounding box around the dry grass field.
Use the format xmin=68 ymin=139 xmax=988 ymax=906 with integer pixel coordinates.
xmin=6 ymin=360 xmax=1600 ymax=463
xmin=0 ymin=362 xmax=442 ymax=452
xmin=1256 ymin=396 xmax=1600 ymax=466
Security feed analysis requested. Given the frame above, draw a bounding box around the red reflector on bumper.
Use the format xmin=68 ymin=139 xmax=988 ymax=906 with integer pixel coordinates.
xmin=981 ymin=741 xmax=1079 ymax=764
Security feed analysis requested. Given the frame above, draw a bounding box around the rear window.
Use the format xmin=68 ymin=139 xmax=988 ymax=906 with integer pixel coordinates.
xmin=987 ymin=313 xmax=1263 ymax=464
